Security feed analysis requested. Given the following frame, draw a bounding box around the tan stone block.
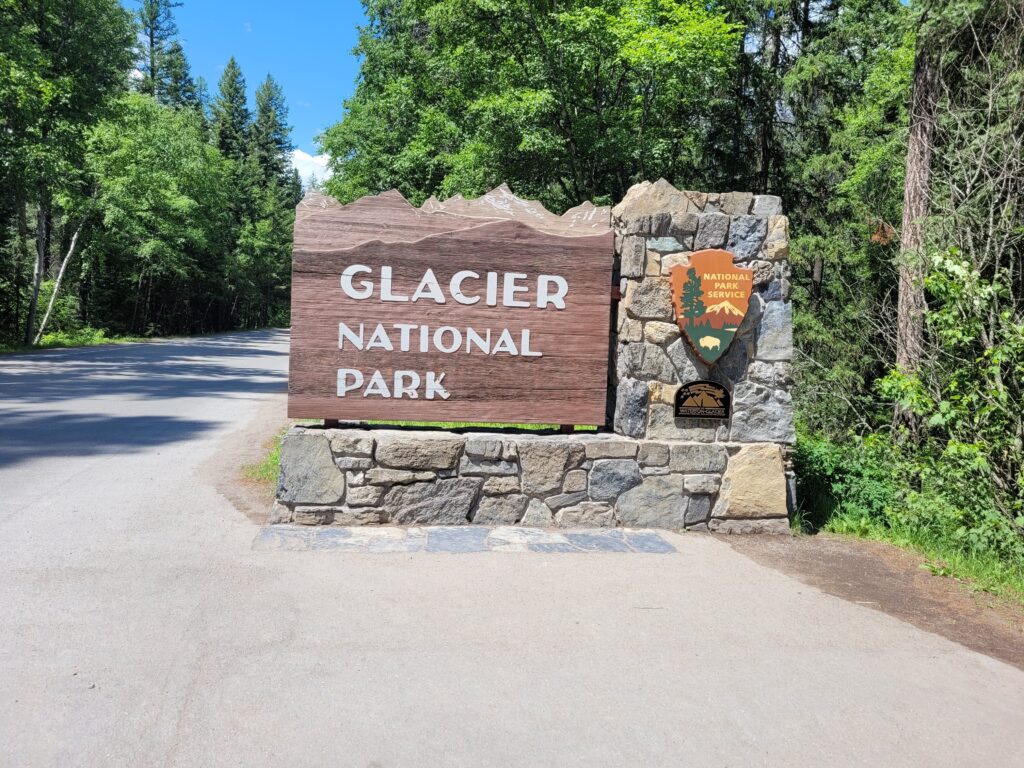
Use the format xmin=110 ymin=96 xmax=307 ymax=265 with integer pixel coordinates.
xmin=660 ymin=251 xmax=692 ymax=275
xmin=621 ymin=318 xmax=643 ymax=343
xmin=644 ymin=321 xmax=679 ymax=345
xmin=646 ymin=250 xmax=662 ymax=276
xmin=765 ymin=240 xmax=789 ymax=261
xmin=647 ymin=381 xmax=679 ymax=406
xmin=715 ymin=444 xmax=787 ymax=519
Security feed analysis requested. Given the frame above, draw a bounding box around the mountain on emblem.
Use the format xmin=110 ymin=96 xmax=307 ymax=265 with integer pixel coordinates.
xmin=669 ymin=249 xmax=753 ymax=364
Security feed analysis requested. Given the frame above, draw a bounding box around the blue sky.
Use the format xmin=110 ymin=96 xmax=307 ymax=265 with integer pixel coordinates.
xmin=122 ymin=1 xmax=366 ymax=177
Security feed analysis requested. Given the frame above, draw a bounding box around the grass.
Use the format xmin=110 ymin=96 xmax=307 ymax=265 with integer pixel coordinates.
xmin=824 ymin=512 xmax=1024 ymax=605
xmin=243 ymin=430 xmax=284 ymax=489
xmin=0 ymin=327 xmax=147 ymax=354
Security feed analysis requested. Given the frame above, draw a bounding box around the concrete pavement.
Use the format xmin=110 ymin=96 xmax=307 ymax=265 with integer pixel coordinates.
xmin=1 ymin=330 xmax=1022 ymax=767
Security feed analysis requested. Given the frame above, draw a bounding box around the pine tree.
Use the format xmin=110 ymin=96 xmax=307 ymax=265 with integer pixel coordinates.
xmin=137 ymin=0 xmax=182 ymax=99
xmin=211 ymin=57 xmax=250 ymax=161
xmin=250 ymin=75 xmax=294 ymax=186
xmin=158 ymin=41 xmax=197 ymax=109
xmin=680 ymin=269 xmax=705 ymax=321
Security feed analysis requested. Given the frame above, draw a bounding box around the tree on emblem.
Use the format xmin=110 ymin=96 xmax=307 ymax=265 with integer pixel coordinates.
xmin=679 ymin=268 xmax=705 ymax=322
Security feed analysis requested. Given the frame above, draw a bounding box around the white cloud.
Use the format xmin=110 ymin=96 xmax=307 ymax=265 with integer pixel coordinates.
xmin=290 ymin=150 xmax=333 ymax=188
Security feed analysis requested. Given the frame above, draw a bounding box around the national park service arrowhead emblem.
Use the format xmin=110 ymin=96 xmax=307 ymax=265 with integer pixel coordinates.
xmin=670 ymin=249 xmax=753 ymax=364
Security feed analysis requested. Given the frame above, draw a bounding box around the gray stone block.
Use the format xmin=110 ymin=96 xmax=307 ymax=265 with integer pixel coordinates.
xmin=328 ymin=432 xmax=374 ymax=457
xmin=346 ymin=485 xmax=384 ymax=507
xmin=365 ymin=468 xmax=435 ymax=485
xmin=291 ymin=507 xmax=334 ymax=525
xmin=616 ymin=474 xmax=686 ymax=528
xmin=518 ymin=439 xmax=585 ymax=496
xmin=375 ymin=435 xmax=463 ymax=471
xmin=749 ymin=259 xmax=774 ymax=286
xmin=616 ymin=342 xmax=644 ymax=382
xmin=583 ymin=440 xmax=638 ymax=460
xmin=626 ymin=278 xmax=673 ymax=321
xmin=384 ymin=477 xmax=483 ymax=525
xmin=669 ymin=444 xmax=728 ymax=473
xmin=554 ymin=502 xmax=615 ymax=527
xmin=637 ymin=342 xmax=676 ymax=381
xmin=268 ymin=501 xmax=292 ymax=524
xmin=669 ymin=212 xmax=699 ymax=240
xmin=647 ymin=236 xmax=685 ymax=253
xmin=545 ymin=491 xmax=588 ymax=511
xmin=614 ymin=377 xmax=648 ymax=439
xmin=752 ymin=195 xmax=783 ymax=217
xmin=727 ymin=215 xmax=768 ymax=261
xmin=684 ymin=495 xmax=713 ymax=526
xmin=521 ymin=498 xmax=554 ymax=526
xmin=472 ymin=494 xmax=529 ymax=524
xmin=278 ymin=432 xmax=346 ymax=505
xmin=666 ymin=338 xmax=702 ymax=381
xmin=465 ymin=436 xmax=503 ymax=460
xmin=334 ymin=456 xmax=372 ymax=471
xmin=756 ymin=301 xmax=793 ymax=361
xmin=562 ymin=469 xmax=588 ymax=492
xmin=730 ymin=383 xmax=796 ymax=443
xmin=588 ymin=459 xmax=642 ymax=501
xmin=482 ymin=475 xmax=520 ymax=495
xmin=720 ymin=192 xmax=753 ymax=215
xmin=640 ymin=465 xmax=671 ymax=476
xmin=619 ymin=235 xmax=646 ymax=278
xmin=637 ymin=443 xmax=669 ymax=466
xmin=684 ymin=474 xmax=722 ymax=494
xmin=459 ymin=455 xmax=518 ymax=476
xmin=693 ymin=213 xmax=729 ymax=249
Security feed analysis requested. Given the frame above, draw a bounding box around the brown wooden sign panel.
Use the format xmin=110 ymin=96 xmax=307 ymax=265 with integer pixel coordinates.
xmin=289 ymin=189 xmax=614 ymax=425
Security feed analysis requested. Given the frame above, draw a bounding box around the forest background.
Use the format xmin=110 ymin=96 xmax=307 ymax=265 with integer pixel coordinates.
xmin=2 ymin=1 xmax=1022 ymax=589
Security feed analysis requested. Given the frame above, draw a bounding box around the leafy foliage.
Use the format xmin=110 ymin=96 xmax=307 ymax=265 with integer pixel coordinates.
xmin=0 ymin=1 xmax=300 ymax=343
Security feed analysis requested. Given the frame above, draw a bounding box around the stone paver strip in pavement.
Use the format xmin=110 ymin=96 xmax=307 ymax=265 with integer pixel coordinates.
xmin=253 ymin=525 xmax=678 ymax=554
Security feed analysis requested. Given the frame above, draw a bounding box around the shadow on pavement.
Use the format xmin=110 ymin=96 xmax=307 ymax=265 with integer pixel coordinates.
xmin=0 ymin=411 xmax=218 ymax=467
xmin=0 ymin=330 xmax=288 ymax=405
xmin=0 ymin=330 xmax=289 ymax=467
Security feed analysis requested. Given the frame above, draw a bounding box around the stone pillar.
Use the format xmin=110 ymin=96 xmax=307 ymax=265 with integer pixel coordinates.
xmin=610 ymin=180 xmax=794 ymax=530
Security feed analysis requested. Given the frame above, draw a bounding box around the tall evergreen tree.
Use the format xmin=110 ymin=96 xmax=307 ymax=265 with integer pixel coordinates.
xmin=136 ymin=0 xmax=182 ymax=99
xmin=251 ymin=75 xmax=294 ymax=186
xmin=211 ymin=57 xmax=250 ymax=161
xmin=158 ymin=41 xmax=198 ymax=109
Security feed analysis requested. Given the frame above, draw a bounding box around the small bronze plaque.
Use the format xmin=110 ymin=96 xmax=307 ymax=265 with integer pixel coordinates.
xmin=674 ymin=380 xmax=731 ymax=419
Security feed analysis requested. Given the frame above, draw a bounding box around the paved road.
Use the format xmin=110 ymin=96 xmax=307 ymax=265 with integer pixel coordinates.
xmin=2 ymin=330 xmax=1023 ymax=767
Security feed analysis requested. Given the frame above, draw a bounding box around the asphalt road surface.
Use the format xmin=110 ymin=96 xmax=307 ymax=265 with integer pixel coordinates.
xmin=1 ymin=330 xmax=1022 ymax=767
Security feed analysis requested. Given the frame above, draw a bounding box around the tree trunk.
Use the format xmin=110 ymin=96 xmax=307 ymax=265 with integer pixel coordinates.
xmin=33 ymin=219 xmax=85 ymax=344
xmin=23 ymin=204 xmax=48 ymax=346
xmin=896 ymin=45 xmax=940 ymax=377
xmin=14 ymin=201 xmax=29 ymax=340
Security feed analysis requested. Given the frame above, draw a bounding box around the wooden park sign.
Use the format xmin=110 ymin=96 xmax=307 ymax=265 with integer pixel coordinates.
xmin=289 ymin=186 xmax=614 ymax=424
xmin=670 ymin=249 xmax=753 ymax=364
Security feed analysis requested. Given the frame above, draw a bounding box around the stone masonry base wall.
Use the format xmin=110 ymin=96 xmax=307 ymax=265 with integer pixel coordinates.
xmin=274 ymin=427 xmax=790 ymax=533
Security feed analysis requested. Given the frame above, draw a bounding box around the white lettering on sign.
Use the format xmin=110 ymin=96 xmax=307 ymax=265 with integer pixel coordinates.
xmin=338 ymin=265 xmax=569 ymax=308
xmin=336 ymin=265 xmax=569 ymax=398
xmin=337 ymin=368 xmax=452 ymax=400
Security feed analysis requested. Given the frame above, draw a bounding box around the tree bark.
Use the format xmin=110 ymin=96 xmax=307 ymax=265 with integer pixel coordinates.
xmin=896 ymin=45 xmax=940 ymax=376
xmin=33 ymin=219 xmax=85 ymax=344
xmin=23 ymin=203 xmax=48 ymax=346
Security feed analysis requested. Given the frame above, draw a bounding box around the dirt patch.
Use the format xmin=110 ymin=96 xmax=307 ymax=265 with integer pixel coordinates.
xmin=728 ymin=533 xmax=1024 ymax=670
xmin=198 ymin=392 xmax=291 ymax=525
